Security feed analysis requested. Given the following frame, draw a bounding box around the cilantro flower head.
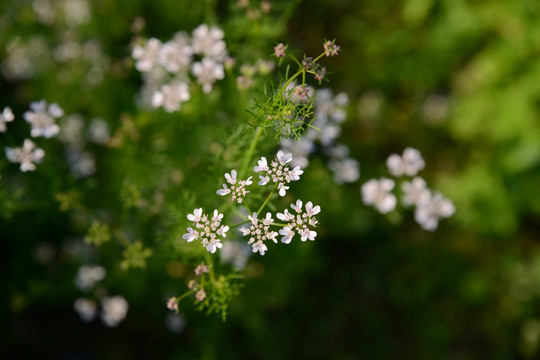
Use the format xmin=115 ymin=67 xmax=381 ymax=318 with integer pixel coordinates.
xmin=254 ymin=151 xmax=304 ymax=197
xmin=216 ymin=169 xmax=253 ymax=203
xmin=276 ymin=200 xmax=321 ymax=244
xmin=183 ymin=208 xmax=229 ymax=253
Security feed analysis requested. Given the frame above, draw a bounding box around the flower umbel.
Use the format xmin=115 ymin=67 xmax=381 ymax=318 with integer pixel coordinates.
xmin=323 ymin=39 xmax=340 ymax=57
xmin=5 ymin=139 xmax=45 ymax=172
xmin=216 ymin=169 xmax=253 ymax=203
xmin=254 ymin=151 xmax=303 ymax=196
xmin=183 ymin=208 xmax=229 ymax=253
xmin=23 ymin=100 xmax=64 ymax=138
xmin=276 ymin=200 xmax=320 ymax=243
xmin=239 ymin=212 xmax=278 ymax=255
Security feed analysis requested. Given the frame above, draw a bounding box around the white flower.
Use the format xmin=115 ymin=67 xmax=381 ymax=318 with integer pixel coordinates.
xmin=216 ymin=169 xmax=253 ymax=203
xmin=192 ymin=24 xmax=227 ymax=61
xmin=276 ymin=200 xmax=320 ymax=243
xmin=73 ymin=298 xmax=97 ymax=322
xmin=220 ymin=240 xmax=251 ymax=270
xmin=401 ymin=177 xmax=430 ymax=206
xmin=87 ymin=118 xmax=110 ymax=144
xmin=253 ymin=151 xmax=304 ymax=197
xmin=414 ymin=191 xmax=455 ymax=231
xmin=5 ymin=139 xmax=45 ymax=172
xmin=183 ymin=208 xmax=227 ymax=253
xmin=0 ymin=107 xmax=15 ymax=132
xmin=191 ymin=58 xmax=225 ymax=93
xmin=23 ymin=100 xmax=63 ymax=138
xmin=328 ymin=157 xmax=360 ymax=184
xmin=239 ymin=212 xmax=279 ymax=255
xmin=75 ymin=265 xmax=106 ymax=291
xmin=361 ymin=178 xmax=397 ymax=214
xmin=158 ymin=32 xmax=193 ymax=73
xmin=151 ymin=81 xmax=190 ymax=112
xmin=386 ymin=147 xmax=425 ymax=177
xmin=101 ymin=295 xmax=129 ymax=328
xmin=132 ymin=37 xmax=162 ymax=72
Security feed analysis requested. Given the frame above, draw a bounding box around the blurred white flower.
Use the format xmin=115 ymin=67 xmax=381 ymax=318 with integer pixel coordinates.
xmin=5 ymin=139 xmax=45 ymax=172
xmin=73 ymin=298 xmax=97 ymax=322
xmin=75 ymin=265 xmax=106 ymax=291
xmin=152 ymin=81 xmax=191 ymax=112
xmin=0 ymin=107 xmax=15 ymax=132
xmin=386 ymin=147 xmax=425 ymax=177
xmin=401 ymin=177 xmax=430 ymax=206
xmin=24 ymin=100 xmax=64 ymax=138
xmin=101 ymin=295 xmax=129 ymax=328
xmin=87 ymin=118 xmax=110 ymax=144
xmin=328 ymin=157 xmax=360 ymax=184
xmin=132 ymin=38 xmax=162 ymax=72
xmin=159 ymin=32 xmax=193 ymax=73
xmin=220 ymin=240 xmax=251 ymax=270
xmin=414 ymin=191 xmax=455 ymax=231
xmin=361 ymin=177 xmax=397 ymax=214
xmin=192 ymin=24 xmax=227 ymax=61
xmin=191 ymin=58 xmax=224 ymax=94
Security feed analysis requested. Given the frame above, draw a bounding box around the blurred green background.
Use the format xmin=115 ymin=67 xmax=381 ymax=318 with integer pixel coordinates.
xmin=2 ymin=0 xmax=540 ymax=359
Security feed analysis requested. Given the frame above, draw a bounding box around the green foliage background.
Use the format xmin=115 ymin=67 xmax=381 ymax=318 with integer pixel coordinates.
xmin=2 ymin=0 xmax=540 ymax=359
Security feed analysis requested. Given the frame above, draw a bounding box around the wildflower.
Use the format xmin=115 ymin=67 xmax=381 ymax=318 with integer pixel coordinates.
xmin=273 ymin=43 xmax=287 ymax=58
xmin=323 ymin=39 xmax=340 ymax=57
xmin=328 ymin=157 xmax=360 ymax=184
xmin=194 ymin=264 xmax=209 ymax=276
xmin=401 ymin=177 xmax=430 ymax=206
xmin=87 ymin=118 xmax=110 ymax=144
xmin=414 ymin=191 xmax=455 ymax=231
xmin=167 ymin=297 xmax=178 ymax=312
xmin=0 ymin=107 xmax=14 ymax=132
xmin=313 ymin=66 xmax=326 ymax=82
xmin=386 ymin=147 xmax=425 ymax=177
xmin=23 ymin=100 xmax=63 ymax=138
xmin=195 ymin=289 xmax=206 ymax=302
xmin=75 ymin=265 xmax=106 ymax=291
xmin=73 ymin=298 xmax=97 ymax=322
xmin=220 ymin=240 xmax=251 ymax=270
xmin=361 ymin=178 xmax=397 ymax=214
xmin=254 ymin=151 xmax=303 ymax=197
xmin=191 ymin=58 xmax=225 ymax=93
xmin=191 ymin=24 xmax=227 ymax=61
xmin=132 ymin=37 xmax=162 ymax=72
xmin=183 ymin=208 xmax=229 ymax=253
xmin=216 ymin=169 xmax=253 ymax=203
xmin=101 ymin=295 xmax=129 ymax=328
xmin=5 ymin=139 xmax=45 ymax=172
xmin=301 ymin=56 xmax=314 ymax=70
xmin=276 ymin=200 xmax=320 ymax=243
xmin=158 ymin=32 xmax=193 ymax=73
xmin=151 ymin=81 xmax=191 ymax=112
xmin=239 ymin=212 xmax=279 ymax=255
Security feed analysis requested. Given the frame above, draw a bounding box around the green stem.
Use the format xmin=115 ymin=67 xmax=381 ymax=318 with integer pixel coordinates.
xmin=257 ymin=186 xmax=276 ymax=214
xmin=239 ymin=126 xmax=264 ymax=179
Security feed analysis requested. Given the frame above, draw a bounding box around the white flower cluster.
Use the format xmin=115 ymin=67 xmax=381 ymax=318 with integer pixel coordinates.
xmin=185 ymin=151 xmax=320 ymax=256
xmin=5 ymin=139 xmax=45 ymax=172
xmin=280 ymin=88 xmax=359 ymax=184
xmin=254 ymin=150 xmax=303 ymax=196
xmin=276 ymin=200 xmax=320 ymax=243
xmin=75 ymin=265 xmax=106 ymax=292
xmin=132 ymin=24 xmax=228 ymax=112
xmin=24 ymin=100 xmax=64 ymax=138
xmin=183 ymin=209 xmax=230 ymax=253
xmin=0 ymin=107 xmax=14 ymax=132
xmin=239 ymin=212 xmax=278 ymax=255
xmin=216 ymin=169 xmax=253 ymax=203
xmin=361 ymin=147 xmax=455 ymax=231
xmin=59 ymin=115 xmax=110 ymax=178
